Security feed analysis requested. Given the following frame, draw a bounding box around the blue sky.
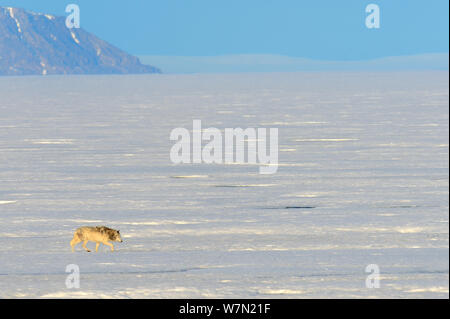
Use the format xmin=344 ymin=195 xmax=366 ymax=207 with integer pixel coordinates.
xmin=1 ymin=0 xmax=448 ymax=61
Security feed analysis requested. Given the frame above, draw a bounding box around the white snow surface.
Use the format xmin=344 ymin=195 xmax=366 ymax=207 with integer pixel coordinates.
xmin=0 ymin=72 xmax=448 ymax=298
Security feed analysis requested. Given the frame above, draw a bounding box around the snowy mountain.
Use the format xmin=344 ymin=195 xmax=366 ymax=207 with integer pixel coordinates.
xmin=0 ymin=7 xmax=161 ymax=76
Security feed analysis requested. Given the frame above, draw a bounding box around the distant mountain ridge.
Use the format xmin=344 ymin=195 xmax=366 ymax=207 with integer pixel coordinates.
xmin=0 ymin=7 xmax=161 ymax=76
xmin=139 ymin=53 xmax=449 ymax=74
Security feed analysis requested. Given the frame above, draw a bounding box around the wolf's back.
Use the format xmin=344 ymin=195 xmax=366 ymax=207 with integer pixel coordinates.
xmin=74 ymin=226 xmax=98 ymax=241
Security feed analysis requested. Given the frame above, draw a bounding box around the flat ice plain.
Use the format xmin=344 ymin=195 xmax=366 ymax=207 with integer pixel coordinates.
xmin=0 ymin=72 xmax=448 ymax=298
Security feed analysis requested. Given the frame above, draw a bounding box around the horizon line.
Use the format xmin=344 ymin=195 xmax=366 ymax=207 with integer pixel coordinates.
xmin=137 ymin=52 xmax=449 ymax=74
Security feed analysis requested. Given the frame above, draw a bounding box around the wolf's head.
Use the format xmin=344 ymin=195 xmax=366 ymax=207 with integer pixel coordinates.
xmin=109 ymin=229 xmax=123 ymax=242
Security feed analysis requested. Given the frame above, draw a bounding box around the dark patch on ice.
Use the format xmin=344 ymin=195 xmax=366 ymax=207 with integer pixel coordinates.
xmin=262 ymin=206 xmax=316 ymax=210
xmin=380 ymin=205 xmax=439 ymax=209
xmin=389 ymin=205 xmax=421 ymax=208
xmin=294 ymin=272 xmax=353 ymax=279
xmin=171 ymin=176 xmax=208 ymax=179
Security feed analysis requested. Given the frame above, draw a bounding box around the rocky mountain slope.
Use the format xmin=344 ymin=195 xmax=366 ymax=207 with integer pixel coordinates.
xmin=0 ymin=7 xmax=161 ymax=76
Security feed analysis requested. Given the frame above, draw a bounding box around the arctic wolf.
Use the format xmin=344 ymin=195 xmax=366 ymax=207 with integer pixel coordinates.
xmin=70 ymin=226 xmax=123 ymax=252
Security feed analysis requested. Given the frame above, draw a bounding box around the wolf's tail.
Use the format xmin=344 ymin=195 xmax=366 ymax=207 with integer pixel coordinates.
xmin=70 ymin=229 xmax=83 ymax=252
xmin=73 ymin=228 xmax=85 ymax=240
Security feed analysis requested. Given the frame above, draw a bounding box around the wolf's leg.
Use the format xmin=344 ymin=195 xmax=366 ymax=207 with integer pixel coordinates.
xmin=104 ymin=241 xmax=114 ymax=252
xmin=70 ymin=235 xmax=81 ymax=252
xmin=95 ymin=242 xmax=100 ymax=252
xmin=82 ymin=240 xmax=91 ymax=252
